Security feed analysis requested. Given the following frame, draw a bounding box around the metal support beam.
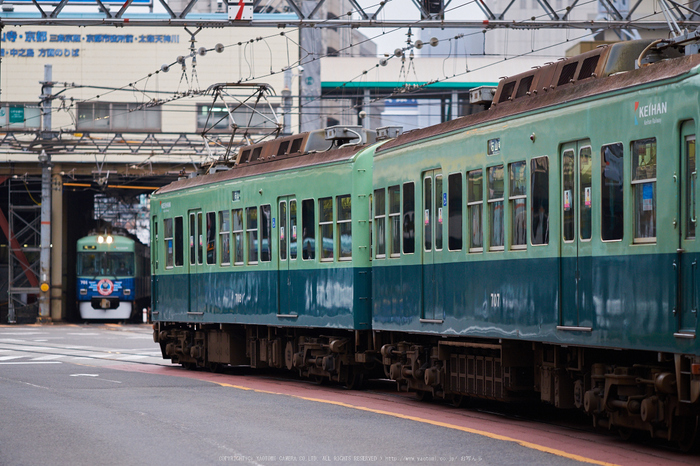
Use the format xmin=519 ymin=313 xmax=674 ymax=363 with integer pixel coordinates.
xmin=38 ymin=151 xmax=51 ymax=322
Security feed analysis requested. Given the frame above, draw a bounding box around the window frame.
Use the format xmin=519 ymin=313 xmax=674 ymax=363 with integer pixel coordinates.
xmin=232 ymin=208 xmax=245 ymax=265
xmin=487 ymin=164 xmax=505 ymax=252
xmin=402 ymin=182 xmax=415 ymax=255
xmin=302 ymin=198 xmax=316 ymax=261
xmin=600 ymin=143 xmax=624 ymax=243
xmin=163 ymin=217 xmax=174 ymax=269
xmin=631 ymin=137 xmax=657 ymax=244
xmin=219 ymin=210 xmax=231 ymax=266
xmin=206 ymin=211 xmax=217 ymax=265
xmin=388 ymin=185 xmax=401 ymax=258
xmin=530 ymin=156 xmax=550 ymax=247
xmin=447 ymin=172 xmax=463 ymax=252
xmin=260 ymin=204 xmax=272 ymax=262
xmin=246 ymin=207 xmax=259 ymax=264
xmin=509 ymin=161 xmax=527 ymax=250
xmin=337 ymin=195 xmax=352 ymax=261
xmin=319 ymin=197 xmax=334 ymax=262
xmin=374 ymin=188 xmax=386 ymax=259
xmin=467 ymin=168 xmax=484 ymax=253
xmin=174 ymin=216 xmax=184 ymax=267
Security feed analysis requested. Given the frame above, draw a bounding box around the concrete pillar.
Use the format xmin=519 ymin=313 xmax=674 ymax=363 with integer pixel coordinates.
xmin=50 ymin=170 xmax=64 ymax=321
xmin=451 ymin=90 xmax=459 ymax=120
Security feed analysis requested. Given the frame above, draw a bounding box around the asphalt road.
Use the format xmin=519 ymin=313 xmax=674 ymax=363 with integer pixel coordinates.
xmin=0 ymin=324 xmax=695 ymax=466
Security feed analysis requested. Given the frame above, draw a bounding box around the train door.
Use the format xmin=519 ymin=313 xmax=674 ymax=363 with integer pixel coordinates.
xmin=422 ymin=170 xmax=445 ymax=321
xmin=277 ymin=196 xmax=298 ymax=316
xmin=559 ymin=140 xmax=593 ymax=329
xmin=188 ymin=210 xmax=204 ymax=315
xmin=677 ymin=121 xmax=698 ymax=334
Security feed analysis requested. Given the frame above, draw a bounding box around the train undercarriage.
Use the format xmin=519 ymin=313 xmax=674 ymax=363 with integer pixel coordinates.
xmin=153 ymin=322 xmax=700 ymax=451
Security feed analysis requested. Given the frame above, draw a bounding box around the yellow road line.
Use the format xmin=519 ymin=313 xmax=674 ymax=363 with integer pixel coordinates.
xmin=212 ymin=382 xmax=618 ymax=466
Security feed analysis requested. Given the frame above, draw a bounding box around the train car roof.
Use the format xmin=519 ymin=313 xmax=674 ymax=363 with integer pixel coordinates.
xmin=376 ymin=48 xmax=700 ymax=155
xmin=155 ymin=143 xmax=369 ymax=195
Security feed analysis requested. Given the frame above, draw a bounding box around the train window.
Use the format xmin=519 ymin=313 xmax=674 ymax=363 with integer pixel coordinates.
xmin=219 ymin=210 xmax=231 ymax=265
xmin=302 ymin=199 xmax=316 ymax=260
xmin=601 ymin=144 xmax=624 ymax=241
xmin=233 ymin=209 xmax=244 ymax=265
xmin=164 ymin=218 xmax=173 ymax=269
xmin=403 ymin=182 xmax=415 ymax=254
xmin=579 ymin=147 xmax=593 ymax=241
xmin=279 ymin=201 xmax=287 ymax=261
xmin=488 ymin=165 xmax=505 ymax=251
xmin=435 ymin=175 xmax=443 ymax=251
xmin=424 ymin=177 xmax=432 ymax=251
xmin=319 ymin=197 xmax=334 ymax=261
xmin=448 ymin=173 xmax=463 ymax=251
xmin=509 ymin=162 xmax=527 ymax=249
xmin=467 ymin=169 xmax=483 ymax=251
xmin=562 ymin=149 xmax=575 ymax=242
xmin=531 ymin=156 xmax=549 ymax=245
xmin=389 ymin=186 xmax=401 ymax=257
xmin=687 ymin=136 xmax=696 ymax=239
xmin=337 ymin=195 xmax=352 ymax=260
xmin=189 ymin=214 xmax=196 ymax=264
xmin=374 ymin=189 xmax=386 ymax=258
xmin=247 ymin=207 xmax=258 ymax=264
xmin=290 ymin=200 xmax=298 ymax=260
xmin=206 ymin=212 xmax=216 ymax=265
xmin=174 ymin=217 xmax=184 ymax=267
xmin=152 ymin=217 xmax=159 ymax=270
xmin=197 ymin=212 xmax=203 ymax=265
xmin=261 ymin=205 xmax=271 ymax=262
xmin=631 ymin=138 xmax=657 ymax=242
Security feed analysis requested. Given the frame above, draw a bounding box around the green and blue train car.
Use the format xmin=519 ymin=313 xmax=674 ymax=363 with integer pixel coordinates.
xmin=77 ymin=231 xmax=150 ymax=320
xmin=152 ymin=39 xmax=700 ymax=447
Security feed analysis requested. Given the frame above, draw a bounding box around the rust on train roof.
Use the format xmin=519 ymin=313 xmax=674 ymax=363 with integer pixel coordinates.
xmin=377 ymin=52 xmax=700 ymax=154
xmin=155 ymin=143 xmax=367 ymax=195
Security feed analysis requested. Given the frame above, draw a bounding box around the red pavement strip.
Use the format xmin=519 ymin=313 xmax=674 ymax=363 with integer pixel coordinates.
xmin=109 ymin=363 xmax=698 ymax=466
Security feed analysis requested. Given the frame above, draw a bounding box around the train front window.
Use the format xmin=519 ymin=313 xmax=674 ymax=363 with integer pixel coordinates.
xmin=78 ymin=252 xmax=134 ymax=276
xmin=631 ymin=138 xmax=657 ymax=242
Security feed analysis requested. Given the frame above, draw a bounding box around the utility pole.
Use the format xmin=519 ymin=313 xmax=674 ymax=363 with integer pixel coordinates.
xmin=38 ymin=64 xmax=52 ymax=322
xmin=299 ymin=0 xmax=323 ymax=133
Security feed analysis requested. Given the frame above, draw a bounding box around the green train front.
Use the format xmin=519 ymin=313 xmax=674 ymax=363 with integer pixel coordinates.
xmin=77 ymin=232 xmax=149 ymax=320
xmin=151 ymin=129 xmax=375 ymax=381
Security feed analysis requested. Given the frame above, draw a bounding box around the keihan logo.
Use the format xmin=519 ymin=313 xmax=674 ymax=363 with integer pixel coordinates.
xmin=635 ymin=100 xmax=667 ymax=125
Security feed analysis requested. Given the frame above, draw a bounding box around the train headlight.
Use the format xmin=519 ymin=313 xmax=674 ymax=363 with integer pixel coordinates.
xmin=106 ymin=235 xmax=113 ymax=244
xmin=97 ymin=236 xmax=104 ymax=244
xmin=124 ymin=289 xmax=131 ymax=296
xmin=80 ymin=289 xmax=87 ymax=295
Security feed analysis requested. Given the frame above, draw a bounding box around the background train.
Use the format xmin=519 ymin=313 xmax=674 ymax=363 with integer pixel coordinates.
xmin=77 ymin=230 xmax=150 ymax=320
xmin=151 ymin=36 xmax=700 ymax=449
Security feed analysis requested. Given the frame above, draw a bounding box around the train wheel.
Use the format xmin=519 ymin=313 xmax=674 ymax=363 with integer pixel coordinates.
xmin=181 ymin=362 xmax=197 ymax=371
xmin=344 ymin=370 xmax=364 ymax=390
xmin=207 ymin=362 xmax=224 ymax=373
xmin=677 ymin=416 xmax=700 ymax=453
xmin=450 ymin=394 xmax=468 ymax=408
